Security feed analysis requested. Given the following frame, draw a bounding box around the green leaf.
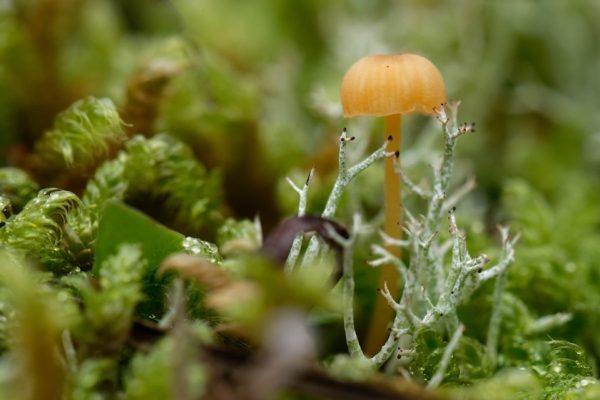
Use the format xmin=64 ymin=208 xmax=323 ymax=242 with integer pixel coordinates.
xmin=94 ymin=200 xmax=197 ymax=319
xmin=94 ymin=200 xmax=184 ymax=273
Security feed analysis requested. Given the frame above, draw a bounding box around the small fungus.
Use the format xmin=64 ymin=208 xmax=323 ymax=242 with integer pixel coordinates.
xmin=341 ymin=53 xmax=446 ymax=352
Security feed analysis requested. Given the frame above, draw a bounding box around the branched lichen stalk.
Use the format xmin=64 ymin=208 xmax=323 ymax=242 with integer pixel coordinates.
xmin=302 ymin=130 xmax=390 ymax=266
xmin=342 ymin=235 xmax=365 ymax=360
xmin=370 ymin=313 xmax=406 ymax=368
xmin=365 ymin=102 xmax=516 ymax=375
xmin=525 ymin=312 xmax=572 ymax=336
xmin=424 ymin=102 xmax=461 ymax=236
xmin=324 ymin=215 xmax=366 ymax=360
xmin=416 ymin=102 xmax=464 ymax=302
xmin=284 ymin=169 xmax=314 ymax=273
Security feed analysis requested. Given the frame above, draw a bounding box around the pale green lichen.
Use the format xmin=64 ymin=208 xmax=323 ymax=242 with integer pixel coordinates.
xmin=310 ymin=103 xmax=524 ymax=388
xmin=300 ymin=130 xmax=391 ymax=267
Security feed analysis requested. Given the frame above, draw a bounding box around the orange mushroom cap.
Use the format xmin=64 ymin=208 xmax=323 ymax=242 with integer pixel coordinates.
xmin=341 ymin=54 xmax=446 ymax=118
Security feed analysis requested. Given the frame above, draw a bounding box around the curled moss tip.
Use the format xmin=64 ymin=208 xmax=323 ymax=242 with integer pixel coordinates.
xmin=28 ymin=97 xmax=125 ymax=181
xmin=0 ymin=167 xmax=40 ymax=211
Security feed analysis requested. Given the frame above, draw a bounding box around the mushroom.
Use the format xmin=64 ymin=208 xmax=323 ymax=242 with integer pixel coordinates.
xmin=340 ymin=53 xmax=446 ymax=352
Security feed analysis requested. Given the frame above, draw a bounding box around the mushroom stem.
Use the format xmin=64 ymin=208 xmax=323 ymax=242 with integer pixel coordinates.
xmin=365 ymin=114 xmax=402 ymax=355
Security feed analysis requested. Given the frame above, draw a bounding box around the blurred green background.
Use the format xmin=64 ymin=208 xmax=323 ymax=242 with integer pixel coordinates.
xmin=3 ymin=0 xmax=600 ymax=223
xmin=3 ymin=0 xmax=600 ymax=366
